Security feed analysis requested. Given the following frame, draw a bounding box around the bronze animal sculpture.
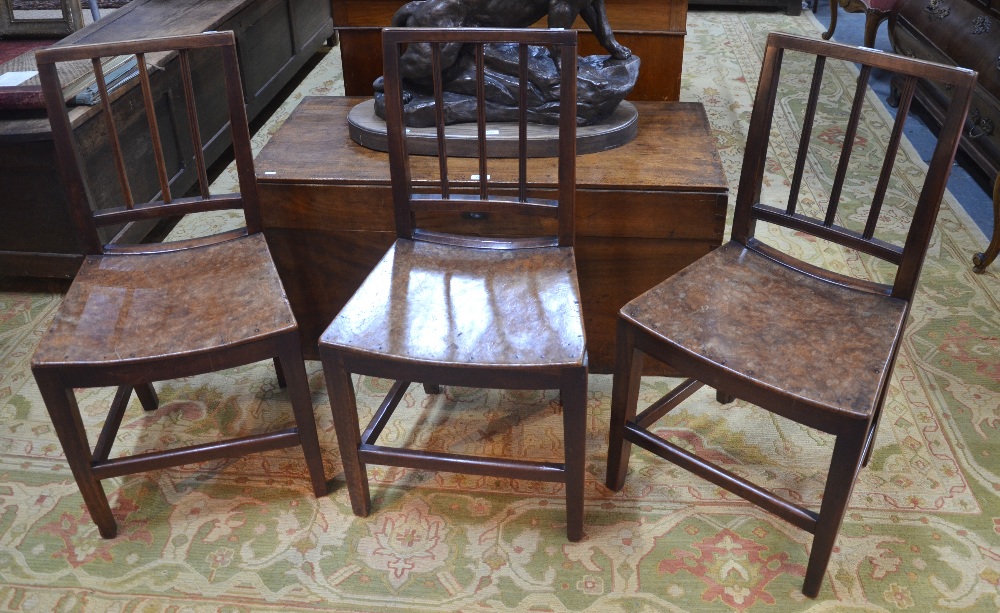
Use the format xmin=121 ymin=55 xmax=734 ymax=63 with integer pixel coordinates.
xmin=389 ymin=0 xmax=631 ymax=82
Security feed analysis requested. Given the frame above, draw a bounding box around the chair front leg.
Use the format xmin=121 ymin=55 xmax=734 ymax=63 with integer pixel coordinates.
xmin=606 ymin=319 xmax=644 ymax=492
xmin=561 ymin=365 xmax=588 ymax=542
xmin=32 ymin=369 xmax=117 ymax=538
xmin=321 ymin=351 xmax=372 ymax=517
xmin=803 ymin=421 xmax=868 ymax=598
xmin=277 ymin=341 xmax=328 ymax=498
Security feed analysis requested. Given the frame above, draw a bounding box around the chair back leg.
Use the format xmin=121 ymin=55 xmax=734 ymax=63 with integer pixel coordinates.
xmin=606 ymin=320 xmax=643 ymax=492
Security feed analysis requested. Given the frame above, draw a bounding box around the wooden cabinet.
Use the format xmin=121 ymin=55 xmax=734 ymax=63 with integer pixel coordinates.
xmin=255 ymin=97 xmax=728 ymax=373
xmin=331 ymin=0 xmax=686 ymax=102
xmin=889 ymin=0 xmax=1000 ymax=269
xmin=0 ymin=0 xmax=334 ymax=278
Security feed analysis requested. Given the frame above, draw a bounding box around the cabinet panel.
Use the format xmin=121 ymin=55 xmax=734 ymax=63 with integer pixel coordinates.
xmin=232 ymin=0 xmax=296 ymax=100
xmin=891 ymin=0 xmax=1000 ymax=181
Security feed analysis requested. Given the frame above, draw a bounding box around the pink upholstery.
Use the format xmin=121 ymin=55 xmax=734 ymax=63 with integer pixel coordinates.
xmin=863 ymin=0 xmax=899 ymax=11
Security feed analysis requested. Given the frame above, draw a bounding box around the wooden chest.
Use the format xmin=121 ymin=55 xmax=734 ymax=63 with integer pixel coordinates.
xmin=330 ymin=0 xmax=687 ymax=101
xmin=256 ymin=96 xmax=728 ymax=373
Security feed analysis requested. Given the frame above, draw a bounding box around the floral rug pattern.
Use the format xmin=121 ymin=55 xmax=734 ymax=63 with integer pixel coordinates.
xmin=1 ymin=11 xmax=999 ymax=612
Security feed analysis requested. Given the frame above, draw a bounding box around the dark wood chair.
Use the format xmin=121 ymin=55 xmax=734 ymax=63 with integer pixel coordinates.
xmin=605 ymin=32 xmax=976 ymax=596
xmin=319 ymin=28 xmax=588 ymax=541
xmin=821 ymin=0 xmax=900 ymax=48
xmin=31 ymin=32 xmax=327 ymax=538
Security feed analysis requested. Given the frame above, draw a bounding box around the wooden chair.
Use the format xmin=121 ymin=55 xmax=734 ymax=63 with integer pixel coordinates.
xmin=605 ymin=32 xmax=976 ymax=596
xmin=820 ymin=0 xmax=900 ymax=48
xmin=31 ymin=32 xmax=327 ymax=539
xmin=319 ymin=28 xmax=588 ymax=541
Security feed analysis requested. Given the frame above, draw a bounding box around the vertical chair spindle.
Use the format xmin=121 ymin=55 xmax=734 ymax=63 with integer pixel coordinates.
xmin=787 ymin=56 xmax=826 ymax=215
xmin=136 ymin=52 xmax=172 ymax=204
xmin=93 ymin=56 xmax=135 ymax=209
xmin=179 ymin=49 xmax=211 ymax=200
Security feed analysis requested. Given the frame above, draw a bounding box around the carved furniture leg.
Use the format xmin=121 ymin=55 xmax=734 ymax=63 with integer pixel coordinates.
xmin=135 ymin=383 xmax=159 ymax=411
xmin=822 ymin=0 xmax=839 ymax=39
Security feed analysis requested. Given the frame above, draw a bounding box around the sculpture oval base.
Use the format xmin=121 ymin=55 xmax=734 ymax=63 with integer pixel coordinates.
xmin=348 ymin=99 xmax=638 ymax=158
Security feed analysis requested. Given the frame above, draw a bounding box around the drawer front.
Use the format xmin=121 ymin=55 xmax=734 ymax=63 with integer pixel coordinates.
xmin=966 ymin=89 xmax=1000 ymax=175
xmin=259 ymin=183 xmax=727 ymax=241
xmin=896 ymin=0 xmax=1000 ymax=95
xmin=892 ymin=14 xmax=1000 ymax=177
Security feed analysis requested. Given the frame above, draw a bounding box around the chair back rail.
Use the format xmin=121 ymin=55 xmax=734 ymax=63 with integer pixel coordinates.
xmin=35 ymin=31 xmax=261 ymax=255
xmin=380 ymin=27 xmax=578 ymax=249
xmin=731 ymin=32 xmax=976 ymax=301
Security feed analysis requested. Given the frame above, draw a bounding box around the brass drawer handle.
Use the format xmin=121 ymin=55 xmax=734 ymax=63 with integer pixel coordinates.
xmin=969 ymin=109 xmax=995 ymax=139
xmin=973 ymin=16 xmax=992 ymax=35
xmin=925 ymin=0 xmax=950 ymax=18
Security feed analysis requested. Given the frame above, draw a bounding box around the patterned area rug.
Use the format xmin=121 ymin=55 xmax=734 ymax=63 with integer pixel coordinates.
xmin=1 ymin=11 xmax=999 ymax=612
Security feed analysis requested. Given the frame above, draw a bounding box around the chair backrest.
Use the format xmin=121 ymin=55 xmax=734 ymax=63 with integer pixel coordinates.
xmin=733 ymin=32 xmax=976 ymax=301
xmin=380 ymin=27 xmax=578 ymax=249
xmin=36 ymin=31 xmax=259 ymax=256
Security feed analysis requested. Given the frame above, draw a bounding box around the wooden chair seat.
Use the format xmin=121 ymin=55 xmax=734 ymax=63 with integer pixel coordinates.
xmin=34 ymin=234 xmax=296 ymax=370
xmin=622 ymin=240 xmax=907 ymax=421
xmin=321 ymin=239 xmax=585 ymax=371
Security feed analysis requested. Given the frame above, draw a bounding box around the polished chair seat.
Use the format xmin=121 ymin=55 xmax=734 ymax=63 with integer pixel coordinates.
xmin=34 ymin=233 xmax=297 ymax=368
xmin=322 ymin=239 xmax=585 ymax=369
xmin=621 ymin=240 xmax=907 ymax=417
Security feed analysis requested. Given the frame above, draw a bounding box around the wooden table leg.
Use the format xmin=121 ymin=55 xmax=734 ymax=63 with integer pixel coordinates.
xmin=972 ymin=173 xmax=1000 ymax=273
